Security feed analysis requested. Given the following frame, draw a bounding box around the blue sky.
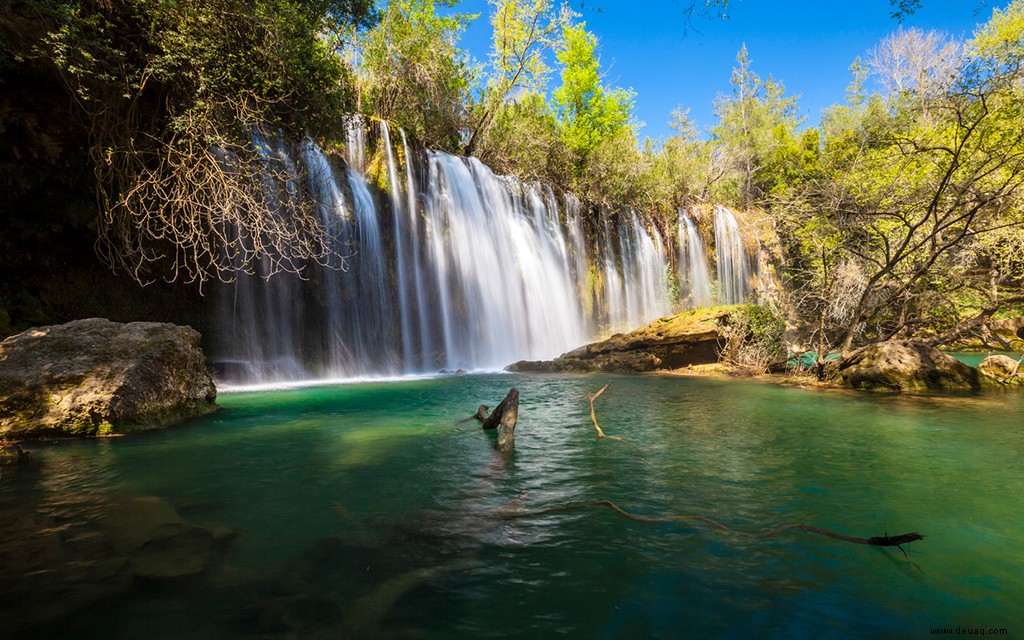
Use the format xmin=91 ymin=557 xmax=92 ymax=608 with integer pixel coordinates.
xmin=448 ymin=0 xmax=997 ymax=141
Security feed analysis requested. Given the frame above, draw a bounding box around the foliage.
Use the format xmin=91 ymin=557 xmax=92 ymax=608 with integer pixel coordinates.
xmin=719 ymin=304 xmax=787 ymax=375
xmin=552 ymin=22 xmax=636 ymax=164
xmin=773 ymin=4 xmax=1024 ymax=357
xmin=476 ymin=90 xmax=571 ymax=182
xmin=358 ymin=0 xmax=476 ymax=151
xmin=465 ymin=0 xmax=571 ymax=154
xmin=710 ymin=45 xmax=804 ymax=208
xmin=8 ymin=0 xmax=375 ymax=285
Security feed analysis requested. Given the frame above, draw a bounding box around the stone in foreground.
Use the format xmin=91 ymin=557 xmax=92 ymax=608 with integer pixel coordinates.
xmin=507 ymin=307 xmax=737 ymax=373
xmin=0 ymin=318 xmax=217 ymax=438
xmin=977 ymin=354 xmax=1023 ymax=385
xmin=835 ymin=340 xmax=981 ymax=391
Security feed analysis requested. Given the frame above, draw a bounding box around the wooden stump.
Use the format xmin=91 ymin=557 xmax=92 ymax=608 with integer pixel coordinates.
xmin=482 ymin=388 xmax=519 ymax=453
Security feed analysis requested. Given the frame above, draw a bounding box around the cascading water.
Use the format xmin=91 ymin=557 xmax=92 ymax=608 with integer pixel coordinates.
xmin=677 ymin=209 xmax=712 ymax=308
xmin=212 ymin=119 xmax=751 ymax=383
xmin=621 ymin=210 xmax=671 ymax=328
xmin=714 ymin=205 xmax=754 ymax=305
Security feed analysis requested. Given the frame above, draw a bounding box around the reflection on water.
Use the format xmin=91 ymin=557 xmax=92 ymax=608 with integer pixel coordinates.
xmin=2 ymin=374 xmax=1023 ymax=638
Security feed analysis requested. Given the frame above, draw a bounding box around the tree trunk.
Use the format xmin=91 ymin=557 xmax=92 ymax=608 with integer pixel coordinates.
xmin=482 ymin=388 xmax=519 ymax=453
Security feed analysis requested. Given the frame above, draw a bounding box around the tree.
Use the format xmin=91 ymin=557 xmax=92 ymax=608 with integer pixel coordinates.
xmin=711 ymin=45 xmax=803 ymax=208
xmin=465 ymin=0 xmax=571 ymax=155
xmin=776 ymin=10 xmax=1024 ymax=359
xmin=552 ymin=22 xmax=635 ymax=168
xmin=358 ymin=0 xmax=477 ymax=151
xmin=475 ymin=90 xmax=571 ymax=182
xmin=868 ymin=27 xmax=960 ymax=124
xmin=24 ymin=0 xmax=376 ymax=285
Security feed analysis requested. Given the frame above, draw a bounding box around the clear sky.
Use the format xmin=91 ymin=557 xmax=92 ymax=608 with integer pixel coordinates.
xmin=449 ymin=0 xmax=998 ymax=141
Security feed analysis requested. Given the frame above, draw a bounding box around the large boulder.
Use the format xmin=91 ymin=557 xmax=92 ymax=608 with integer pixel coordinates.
xmin=0 ymin=318 xmax=217 ymax=438
xmin=507 ymin=306 xmax=739 ymax=373
xmin=977 ymin=354 xmax=1023 ymax=385
xmin=834 ymin=340 xmax=981 ymax=391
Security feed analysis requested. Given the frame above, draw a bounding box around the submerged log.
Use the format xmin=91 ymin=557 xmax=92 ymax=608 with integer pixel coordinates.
xmin=473 ymin=404 xmax=490 ymax=422
xmin=498 ymin=499 xmax=925 ymax=557
xmin=481 ymin=388 xmax=519 ymax=453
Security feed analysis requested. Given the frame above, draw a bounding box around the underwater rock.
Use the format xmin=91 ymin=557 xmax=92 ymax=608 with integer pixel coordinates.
xmin=0 ymin=493 xmax=237 ymax=634
xmin=977 ymin=354 xmax=1023 ymax=385
xmin=0 ymin=318 xmax=217 ymax=438
xmin=507 ymin=306 xmax=738 ymax=373
xmin=835 ymin=340 xmax=981 ymax=391
xmin=100 ymin=496 xmax=237 ymax=580
xmin=0 ymin=441 xmax=31 ymax=468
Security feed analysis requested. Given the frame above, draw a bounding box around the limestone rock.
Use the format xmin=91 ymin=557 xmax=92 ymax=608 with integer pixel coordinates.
xmin=0 ymin=318 xmax=217 ymax=438
xmin=977 ymin=354 xmax=1023 ymax=385
xmin=507 ymin=307 xmax=737 ymax=373
xmin=835 ymin=340 xmax=981 ymax=391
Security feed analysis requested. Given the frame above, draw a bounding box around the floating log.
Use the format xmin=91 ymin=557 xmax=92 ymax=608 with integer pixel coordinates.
xmin=481 ymin=388 xmax=519 ymax=453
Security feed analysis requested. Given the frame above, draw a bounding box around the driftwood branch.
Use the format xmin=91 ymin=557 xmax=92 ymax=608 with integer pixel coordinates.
xmin=587 ymin=383 xmax=632 ymax=445
xmin=499 ymin=499 xmax=924 ymax=554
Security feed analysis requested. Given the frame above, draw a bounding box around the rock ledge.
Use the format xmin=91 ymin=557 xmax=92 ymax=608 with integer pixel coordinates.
xmin=507 ymin=306 xmax=741 ymax=373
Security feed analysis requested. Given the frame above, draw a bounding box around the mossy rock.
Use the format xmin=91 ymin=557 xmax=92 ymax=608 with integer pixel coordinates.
xmin=0 ymin=318 xmax=217 ymax=439
xmin=507 ymin=305 xmax=772 ymax=373
xmin=834 ymin=340 xmax=981 ymax=391
xmin=977 ymin=355 xmax=1023 ymax=385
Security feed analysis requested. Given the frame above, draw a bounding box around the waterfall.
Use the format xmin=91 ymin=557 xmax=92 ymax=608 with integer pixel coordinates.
xmin=211 ymin=124 xmax=697 ymax=383
xmin=380 ymin=121 xmax=414 ymax=370
xmin=714 ymin=205 xmax=753 ymax=305
xmin=678 ymin=209 xmax=712 ymax=308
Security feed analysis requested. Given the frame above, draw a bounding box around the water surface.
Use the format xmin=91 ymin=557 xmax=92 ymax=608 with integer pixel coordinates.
xmin=3 ymin=374 xmax=1022 ymax=638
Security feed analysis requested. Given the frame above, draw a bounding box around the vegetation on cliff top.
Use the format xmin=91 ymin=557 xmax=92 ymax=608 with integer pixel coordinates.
xmin=2 ymin=0 xmax=1023 ymax=354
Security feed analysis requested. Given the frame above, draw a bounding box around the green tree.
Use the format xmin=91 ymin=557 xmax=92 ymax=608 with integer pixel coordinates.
xmin=711 ymin=45 xmax=803 ymax=208
xmin=775 ymin=8 xmax=1024 ymax=360
xmin=465 ymin=0 xmax=571 ymax=155
xmin=358 ymin=0 xmax=477 ymax=151
xmin=552 ymin=22 xmax=635 ymax=166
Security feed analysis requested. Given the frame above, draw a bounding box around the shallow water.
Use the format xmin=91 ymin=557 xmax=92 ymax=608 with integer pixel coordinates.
xmin=3 ymin=374 xmax=1023 ymax=638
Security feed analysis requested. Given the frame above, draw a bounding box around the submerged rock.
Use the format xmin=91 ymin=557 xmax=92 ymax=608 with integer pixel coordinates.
xmin=0 ymin=318 xmax=217 ymax=438
xmin=507 ymin=306 xmax=740 ymax=373
xmin=977 ymin=354 xmax=1023 ymax=385
xmin=834 ymin=340 xmax=981 ymax=391
xmin=0 ymin=442 xmax=31 ymax=467
xmin=0 ymin=493 xmax=237 ymax=635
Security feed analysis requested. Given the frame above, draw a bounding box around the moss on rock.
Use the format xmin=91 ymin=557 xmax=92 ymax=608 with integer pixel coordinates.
xmin=0 ymin=318 xmax=217 ymax=439
xmin=507 ymin=305 xmax=777 ymax=373
xmin=834 ymin=340 xmax=982 ymax=391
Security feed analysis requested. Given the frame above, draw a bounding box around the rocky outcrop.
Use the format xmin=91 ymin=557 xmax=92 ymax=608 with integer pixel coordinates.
xmin=977 ymin=354 xmax=1023 ymax=385
xmin=0 ymin=318 xmax=217 ymax=438
xmin=507 ymin=307 xmax=736 ymax=373
xmin=834 ymin=340 xmax=981 ymax=391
